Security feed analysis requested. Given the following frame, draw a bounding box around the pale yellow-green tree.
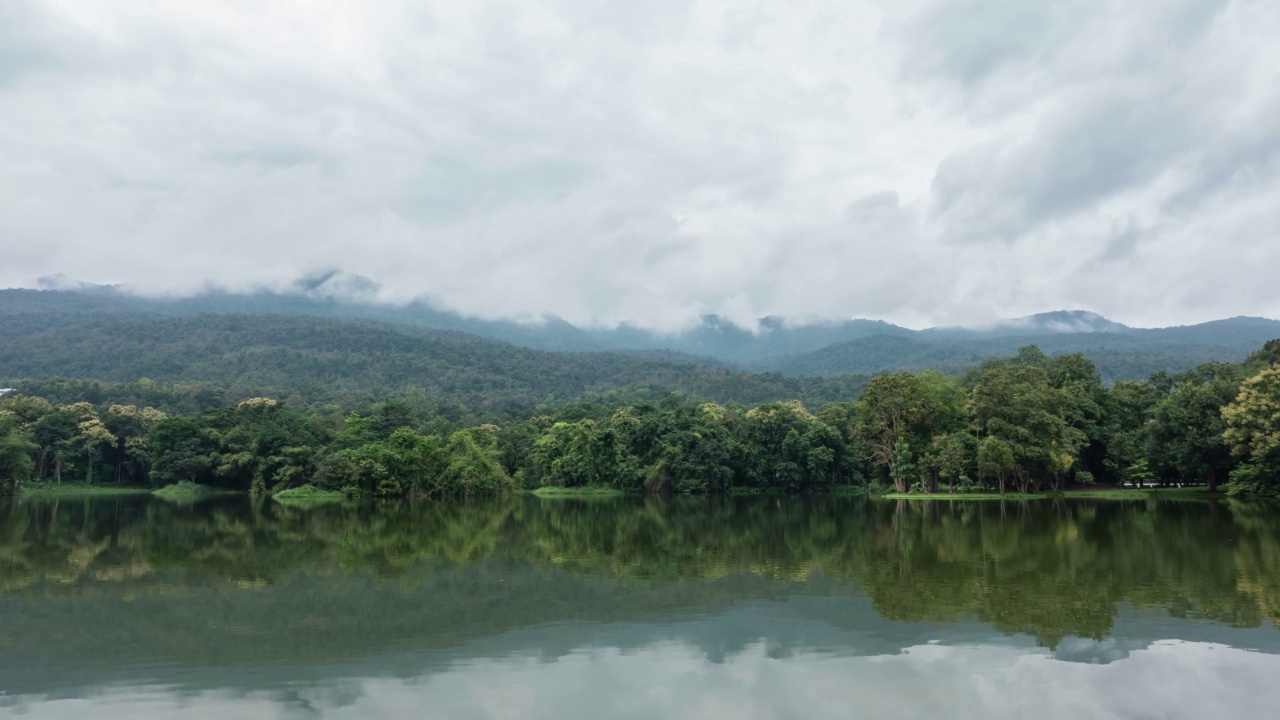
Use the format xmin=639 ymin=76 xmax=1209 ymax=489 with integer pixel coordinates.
xmin=1222 ymin=366 xmax=1280 ymax=495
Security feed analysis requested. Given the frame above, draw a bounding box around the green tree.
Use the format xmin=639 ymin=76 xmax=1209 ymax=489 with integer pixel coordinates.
xmin=148 ymin=418 xmax=216 ymax=486
xmin=383 ymin=428 xmax=449 ymax=497
xmin=442 ymin=428 xmax=513 ymax=497
xmin=855 ymin=372 xmax=964 ymax=493
xmin=977 ymin=436 xmax=1015 ymax=494
xmin=923 ymin=432 xmax=972 ymax=494
xmin=970 ymin=359 xmax=1084 ymax=493
xmin=0 ymin=430 xmax=37 ymax=493
xmin=1222 ymin=366 xmax=1280 ymax=495
xmin=1146 ymin=369 xmax=1240 ymax=491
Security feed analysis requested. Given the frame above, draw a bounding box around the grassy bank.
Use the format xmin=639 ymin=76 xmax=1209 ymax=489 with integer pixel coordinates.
xmin=1065 ymin=487 xmax=1221 ymax=500
xmin=882 ymin=492 xmax=1047 ymax=501
xmin=152 ymin=481 xmax=229 ymax=502
xmin=830 ymin=485 xmax=872 ymax=497
xmin=880 ymin=487 xmax=1222 ymax=501
xmin=530 ymin=486 xmax=626 ymax=498
xmin=272 ymin=485 xmax=348 ymax=506
xmin=17 ymin=481 xmax=150 ymax=499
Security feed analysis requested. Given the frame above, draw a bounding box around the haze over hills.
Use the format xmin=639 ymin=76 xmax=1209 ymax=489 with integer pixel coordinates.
xmin=4 ymin=274 xmax=1279 ymax=390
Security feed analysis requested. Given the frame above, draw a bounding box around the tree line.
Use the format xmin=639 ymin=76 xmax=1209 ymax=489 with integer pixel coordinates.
xmin=2 ymin=340 xmax=1278 ymax=497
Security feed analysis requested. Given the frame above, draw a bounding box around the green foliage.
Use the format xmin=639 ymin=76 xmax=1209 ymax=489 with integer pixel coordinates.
xmin=1146 ymin=365 xmax=1243 ymax=491
xmin=853 ymin=371 xmax=966 ymax=493
xmin=441 ymin=428 xmax=515 ymax=497
xmin=529 ymin=486 xmax=626 ymax=498
xmin=970 ymin=361 xmax=1085 ymax=493
xmin=0 ymin=431 xmax=37 ymax=493
xmin=152 ymin=481 xmax=223 ymax=501
xmin=0 ymin=310 xmax=871 ymax=413
xmin=1223 ymin=367 xmax=1280 ymax=496
xmin=272 ymin=484 xmax=348 ymax=505
xmin=16 ymin=481 xmax=150 ymax=498
xmin=1126 ymin=459 xmax=1156 ymax=487
xmin=2 ymin=337 xmax=1278 ymax=499
xmin=760 ymin=328 xmax=1280 ymax=382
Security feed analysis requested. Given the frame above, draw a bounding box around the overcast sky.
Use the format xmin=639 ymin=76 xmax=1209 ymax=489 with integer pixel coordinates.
xmin=2 ymin=0 xmax=1277 ymax=330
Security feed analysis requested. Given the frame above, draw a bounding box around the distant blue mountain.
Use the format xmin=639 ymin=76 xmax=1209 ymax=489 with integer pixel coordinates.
xmin=6 ymin=273 xmax=1279 ymax=382
xmin=922 ymin=310 xmax=1132 ymax=339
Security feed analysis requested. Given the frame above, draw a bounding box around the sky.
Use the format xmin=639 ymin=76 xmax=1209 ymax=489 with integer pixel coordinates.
xmin=1 ymin=0 xmax=1278 ymax=331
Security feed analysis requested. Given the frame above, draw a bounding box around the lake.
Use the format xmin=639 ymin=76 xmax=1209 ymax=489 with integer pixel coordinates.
xmin=2 ymin=494 xmax=1279 ymax=719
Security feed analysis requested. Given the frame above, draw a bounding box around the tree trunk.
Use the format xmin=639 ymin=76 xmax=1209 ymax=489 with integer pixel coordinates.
xmin=55 ymin=457 xmax=62 ymax=484
xmin=1207 ymin=469 xmax=1218 ymax=493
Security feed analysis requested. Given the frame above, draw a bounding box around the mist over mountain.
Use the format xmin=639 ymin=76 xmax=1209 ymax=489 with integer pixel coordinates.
xmin=921 ymin=311 xmax=1133 ymax=339
xmin=5 ymin=275 xmax=1279 ymax=385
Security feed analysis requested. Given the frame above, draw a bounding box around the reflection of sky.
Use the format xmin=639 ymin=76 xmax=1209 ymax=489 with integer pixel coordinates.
xmin=6 ymin=640 xmax=1278 ymax=720
xmin=3 ymin=593 xmax=1280 ymax=704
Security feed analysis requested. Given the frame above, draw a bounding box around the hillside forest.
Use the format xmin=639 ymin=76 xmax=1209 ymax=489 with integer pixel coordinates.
xmin=3 ymin=340 xmax=1278 ymax=499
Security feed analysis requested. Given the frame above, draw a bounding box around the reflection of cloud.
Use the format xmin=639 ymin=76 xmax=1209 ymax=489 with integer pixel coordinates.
xmin=13 ymin=640 xmax=1277 ymax=719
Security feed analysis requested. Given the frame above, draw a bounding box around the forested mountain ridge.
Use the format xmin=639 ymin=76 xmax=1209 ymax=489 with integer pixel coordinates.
xmin=5 ymin=282 xmax=1277 ymax=376
xmin=752 ymin=331 xmax=1269 ymax=382
xmin=0 ymin=310 xmax=869 ymax=413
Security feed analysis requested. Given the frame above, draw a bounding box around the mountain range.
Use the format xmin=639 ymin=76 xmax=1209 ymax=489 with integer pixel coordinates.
xmin=4 ymin=273 xmax=1279 ymax=399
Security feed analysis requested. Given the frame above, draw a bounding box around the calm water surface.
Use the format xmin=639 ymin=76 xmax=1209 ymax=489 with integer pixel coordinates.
xmin=2 ymin=495 xmax=1279 ymax=719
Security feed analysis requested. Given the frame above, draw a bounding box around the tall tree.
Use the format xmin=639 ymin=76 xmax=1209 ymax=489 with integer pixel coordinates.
xmin=969 ymin=358 xmax=1084 ymax=493
xmin=855 ymin=372 xmax=964 ymax=493
xmin=1146 ymin=368 xmax=1241 ymax=491
xmin=1222 ymin=366 xmax=1280 ymax=495
xmin=0 ymin=429 xmax=37 ymax=493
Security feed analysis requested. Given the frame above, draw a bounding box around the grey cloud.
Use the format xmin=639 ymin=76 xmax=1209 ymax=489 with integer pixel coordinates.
xmin=1166 ymin=96 xmax=1280 ymax=213
xmin=391 ymin=156 xmax=590 ymax=226
xmin=894 ymin=0 xmax=1065 ymax=90
xmin=895 ymin=0 xmax=1230 ymax=114
xmin=1093 ymin=223 xmax=1145 ymax=264
xmin=294 ymin=269 xmax=382 ymax=301
xmin=931 ymin=79 xmax=1208 ymax=242
xmin=843 ymin=191 xmax=902 ymax=221
xmin=923 ymin=0 xmax=1273 ymax=258
xmin=0 ymin=0 xmax=1277 ymax=330
xmin=0 ymin=1 xmax=66 ymax=88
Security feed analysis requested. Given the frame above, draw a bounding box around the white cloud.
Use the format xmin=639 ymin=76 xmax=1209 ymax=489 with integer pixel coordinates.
xmin=1 ymin=0 xmax=1277 ymax=330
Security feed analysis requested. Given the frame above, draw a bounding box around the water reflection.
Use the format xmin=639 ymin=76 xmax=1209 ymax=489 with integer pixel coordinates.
xmin=6 ymin=639 xmax=1279 ymax=720
xmin=2 ymin=495 xmax=1279 ymax=716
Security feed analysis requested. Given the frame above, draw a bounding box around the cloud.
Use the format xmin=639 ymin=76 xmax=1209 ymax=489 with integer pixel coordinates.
xmin=0 ymin=0 xmax=1277 ymax=330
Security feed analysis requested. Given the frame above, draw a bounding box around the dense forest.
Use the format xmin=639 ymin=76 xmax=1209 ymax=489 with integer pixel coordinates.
xmin=751 ymin=330 xmax=1275 ymax=382
xmin=3 ymin=340 xmax=1278 ymax=498
xmin=0 ymin=311 xmax=869 ymax=412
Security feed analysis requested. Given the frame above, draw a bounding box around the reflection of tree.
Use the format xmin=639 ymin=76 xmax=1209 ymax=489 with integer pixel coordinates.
xmin=3 ymin=496 xmax=1280 ymax=648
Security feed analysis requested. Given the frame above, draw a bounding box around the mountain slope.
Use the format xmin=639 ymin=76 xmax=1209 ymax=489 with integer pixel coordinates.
xmin=755 ymin=329 xmax=1280 ymax=381
xmin=921 ymin=310 xmax=1132 ymax=339
xmin=0 ymin=310 xmax=870 ymax=412
xmin=4 ymin=286 xmax=1277 ymax=383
